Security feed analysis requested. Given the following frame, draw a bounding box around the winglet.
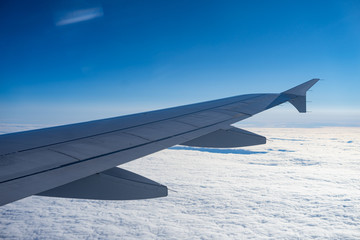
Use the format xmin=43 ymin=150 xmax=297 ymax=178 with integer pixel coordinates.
xmin=282 ymin=78 xmax=319 ymax=113
xmin=282 ymin=78 xmax=320 ymax=96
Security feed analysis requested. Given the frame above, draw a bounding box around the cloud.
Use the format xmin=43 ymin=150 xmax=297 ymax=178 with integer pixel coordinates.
xmin=0 ymin=127 xmax=360 ymax=239
xmin=0 ymin=123 xmax=50 ymax=134
xmin=55 ymin=7 xmax=104 ymax=26
xmin=170 ymin=146 xmax=268 ymax=155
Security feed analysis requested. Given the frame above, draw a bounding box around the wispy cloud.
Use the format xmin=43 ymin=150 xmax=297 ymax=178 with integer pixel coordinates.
xmin=55 ymin=7 xmax=103 ymax=26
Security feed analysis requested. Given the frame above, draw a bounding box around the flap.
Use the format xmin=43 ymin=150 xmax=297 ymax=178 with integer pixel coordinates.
xmin=37 ymin=167 xmax=167 ymax=200
xmin=180 ymin=127 xmax=266 ymax=148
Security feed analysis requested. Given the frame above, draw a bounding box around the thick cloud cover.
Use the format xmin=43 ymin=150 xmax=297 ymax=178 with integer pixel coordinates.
xmin=1 ymin=127 xmax=359 ymax=239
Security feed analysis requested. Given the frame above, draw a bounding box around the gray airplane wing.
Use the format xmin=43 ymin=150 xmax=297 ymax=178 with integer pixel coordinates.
xmin=0 ymin=79 xmax=319 ymax=206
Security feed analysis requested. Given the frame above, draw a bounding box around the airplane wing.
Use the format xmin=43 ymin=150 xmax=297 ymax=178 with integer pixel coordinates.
xmin=0 ymin=79 xmax=319 ymax=206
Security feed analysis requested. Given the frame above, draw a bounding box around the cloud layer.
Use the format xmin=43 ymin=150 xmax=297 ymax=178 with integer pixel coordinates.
xmin=1 ymin=127 xmax=359 ymax=239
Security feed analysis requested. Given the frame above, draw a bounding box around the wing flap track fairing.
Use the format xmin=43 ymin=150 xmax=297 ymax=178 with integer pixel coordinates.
xmin=37 ymin=167 xmax=168 ymax=200
xmin=180 ymin=127 xmax=266 ymax=148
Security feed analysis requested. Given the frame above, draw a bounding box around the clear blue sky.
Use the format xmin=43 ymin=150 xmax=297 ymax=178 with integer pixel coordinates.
xmin=1 ymin=0 xmax=359 ymax=127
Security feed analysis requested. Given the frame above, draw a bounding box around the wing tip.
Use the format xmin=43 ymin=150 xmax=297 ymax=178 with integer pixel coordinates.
xmin=283 ymin=78 xmax=320 ymax=113
xmin=283 ymin=78 xmax=320 ymax=96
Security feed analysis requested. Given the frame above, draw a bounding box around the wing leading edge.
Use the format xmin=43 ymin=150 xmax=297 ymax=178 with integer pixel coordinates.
xmin=0 ymin=79 xmax=319 ymax=206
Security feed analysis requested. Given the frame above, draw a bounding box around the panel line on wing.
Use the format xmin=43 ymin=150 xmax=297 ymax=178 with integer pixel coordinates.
xmin=210 ymin=108 xmax=249 ymax=117
xmin=121 ymin=131 xmax=152 ymax=141
xmin=49 ymin=148 xmax=81 ymax=161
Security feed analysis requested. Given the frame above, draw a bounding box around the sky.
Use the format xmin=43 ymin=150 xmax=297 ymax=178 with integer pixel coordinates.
xmin=1 ymin=0 xmax=360 ymax=127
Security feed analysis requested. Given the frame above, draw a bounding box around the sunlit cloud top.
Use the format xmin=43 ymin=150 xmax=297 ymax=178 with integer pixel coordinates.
xmin=55 ymin=7 xmax=103 ymax=26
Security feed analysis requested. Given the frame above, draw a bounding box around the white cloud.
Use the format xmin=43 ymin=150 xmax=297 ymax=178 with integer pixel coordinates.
xmin=0 ymin=123 xmax=51 ymax=134
xmin=0 ymin=127 xmax=360 ymax=239
xmin=55 ymin=7 xmax=103 ymax=26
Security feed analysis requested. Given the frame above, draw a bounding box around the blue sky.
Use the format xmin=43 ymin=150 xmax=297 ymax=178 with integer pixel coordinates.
xmin=1 ymin=0 xmax=359 ymax=126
